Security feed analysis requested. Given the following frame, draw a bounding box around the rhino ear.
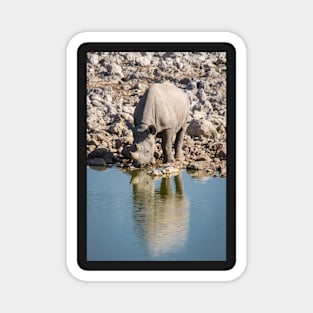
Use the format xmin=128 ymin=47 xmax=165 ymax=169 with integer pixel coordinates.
xmin=148 ymin=125 xmax=156 ymax=135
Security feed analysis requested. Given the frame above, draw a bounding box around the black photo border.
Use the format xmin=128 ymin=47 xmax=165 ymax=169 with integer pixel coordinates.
xmin=77 ymin=42 xmax=236 ymax=271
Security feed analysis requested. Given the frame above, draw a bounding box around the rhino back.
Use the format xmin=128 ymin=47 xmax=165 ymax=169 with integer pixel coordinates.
xmin=134 ymin=83 xmax=189 ymax=133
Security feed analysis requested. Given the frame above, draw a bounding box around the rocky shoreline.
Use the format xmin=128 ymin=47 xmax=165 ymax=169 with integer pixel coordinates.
xmin=86 ymin=52 xmax=227 ymax=177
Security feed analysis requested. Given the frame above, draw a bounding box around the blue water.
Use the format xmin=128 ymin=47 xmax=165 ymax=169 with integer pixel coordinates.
xmin=87 ymin=166 xmax=226 ymax=261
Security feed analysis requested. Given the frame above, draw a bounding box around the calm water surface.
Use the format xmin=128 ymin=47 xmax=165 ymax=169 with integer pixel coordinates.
xmin=87 ymin=166 xmax=226 ymax=261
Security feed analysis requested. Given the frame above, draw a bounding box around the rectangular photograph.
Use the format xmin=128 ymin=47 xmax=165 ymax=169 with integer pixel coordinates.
xmin=77 ymin=43 xmax=236 ymax=270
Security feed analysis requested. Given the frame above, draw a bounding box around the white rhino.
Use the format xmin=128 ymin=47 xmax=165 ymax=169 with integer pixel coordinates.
xmin=128 ymin=82 xmax=190 ymax=167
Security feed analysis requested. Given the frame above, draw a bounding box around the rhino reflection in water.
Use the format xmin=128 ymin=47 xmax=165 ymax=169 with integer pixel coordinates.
xmin=129 ymin=170 xmax=189 ymax=257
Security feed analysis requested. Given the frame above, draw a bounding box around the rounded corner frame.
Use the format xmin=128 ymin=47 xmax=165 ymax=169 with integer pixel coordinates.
xmin=66 ymin=31 xmax=247 ymax=282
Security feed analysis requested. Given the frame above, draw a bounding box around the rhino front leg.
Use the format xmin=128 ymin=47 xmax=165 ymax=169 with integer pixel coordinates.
xmin=162 ymin=130 xmax=174 ymax=163
xmin=174 ymin=127 xmax=185 ymax=159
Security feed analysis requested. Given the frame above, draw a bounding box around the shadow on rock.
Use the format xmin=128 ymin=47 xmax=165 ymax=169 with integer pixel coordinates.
xmin=87 ymin=148 xmax=116 ymax=166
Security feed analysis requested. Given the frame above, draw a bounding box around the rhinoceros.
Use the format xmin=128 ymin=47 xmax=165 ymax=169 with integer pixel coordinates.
xmin=128 ymin=82 xmax=190 ymax=167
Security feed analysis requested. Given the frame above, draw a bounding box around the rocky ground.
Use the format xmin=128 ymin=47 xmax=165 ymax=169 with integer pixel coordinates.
xmin=86 ymin=51 xmax=227 ymax=177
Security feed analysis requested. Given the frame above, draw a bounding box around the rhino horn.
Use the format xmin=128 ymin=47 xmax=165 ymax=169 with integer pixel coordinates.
xmin=130 ymin=151 xmax=139 ymax=160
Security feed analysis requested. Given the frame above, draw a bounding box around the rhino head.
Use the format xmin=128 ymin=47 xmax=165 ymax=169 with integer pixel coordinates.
xmin=128 ymin=123 xmax=157 ymax=168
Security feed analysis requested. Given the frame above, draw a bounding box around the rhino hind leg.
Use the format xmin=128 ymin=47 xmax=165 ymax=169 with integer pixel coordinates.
xmin=174 ymin=127 xmax=185 ymax=160
xmin=161 ymin=130 xmax=175 ymax=163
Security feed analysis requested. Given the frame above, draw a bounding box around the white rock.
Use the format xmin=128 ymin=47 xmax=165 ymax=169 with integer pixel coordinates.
xmin=106 ymin=64 xmax=123 ymax=77
xmin=161 ymin=166 xmax=180 ymax=175
xmin=104 ymin=94 xmax=112 ymax=102
xmin=136 ymin=56 xmax=151 ymax=67
xmin=89 ymin=53 xmax=99 ymax=65
xmin=187 ymin=119 xmax=217 ymax=138
xmin=150 ymin=169 xmax=163 ymax=177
